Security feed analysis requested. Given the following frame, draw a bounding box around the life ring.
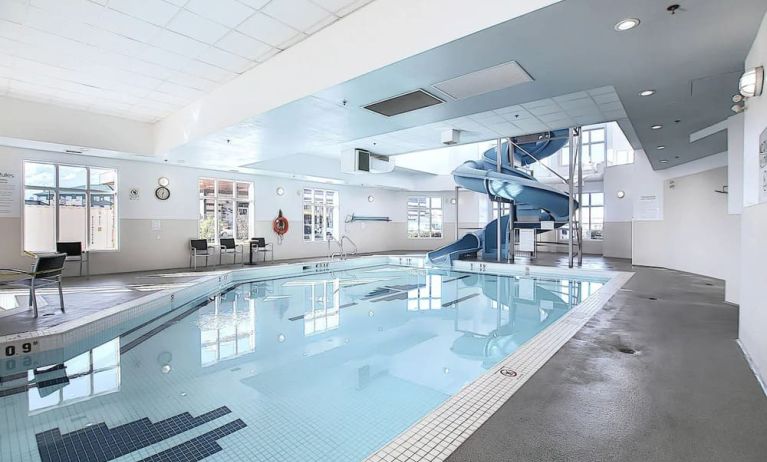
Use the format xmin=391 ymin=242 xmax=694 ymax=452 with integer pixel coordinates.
xmin=272 ymin=210 xmax=289 ymax=235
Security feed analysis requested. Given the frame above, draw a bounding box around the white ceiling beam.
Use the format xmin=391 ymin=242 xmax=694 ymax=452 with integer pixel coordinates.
xmin=153 ymin=0 xmax=563 ymax=155
xmin=0 ymin=96 xmax=154 ymax=155
xmin=689 ymin=119 xmax=729 ymax=143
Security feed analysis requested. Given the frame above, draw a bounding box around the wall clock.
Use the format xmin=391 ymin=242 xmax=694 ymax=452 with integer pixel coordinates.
xmin=155 ymin=186 xmax=170 ymax=200
xmin=155 ymin=177 xmax=170 ymax=200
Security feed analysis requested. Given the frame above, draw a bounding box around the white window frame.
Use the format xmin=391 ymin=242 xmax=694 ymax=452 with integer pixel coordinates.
xmin=199 ymin=178 xmax=254 ymax=244
xmin=22 ymin=161 xmax=119 ymax=252
xmin=303 ymin=188 xmax=339 ymax=242
xmin=560 ymin=192 xmax=604 ymax=241
xmin=407 ymin=196 xmax=443 ymax=239
xmin=560 ymin=127 xmax=607 ymax=167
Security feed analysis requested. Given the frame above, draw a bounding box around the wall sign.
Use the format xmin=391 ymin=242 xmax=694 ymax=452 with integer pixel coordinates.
xmin=0 ymin=164 xmax=20 ymax=217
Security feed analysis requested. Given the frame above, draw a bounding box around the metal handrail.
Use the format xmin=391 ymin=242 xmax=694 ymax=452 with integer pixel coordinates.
xmin=340 ymin=235 xmax=358 ymax=256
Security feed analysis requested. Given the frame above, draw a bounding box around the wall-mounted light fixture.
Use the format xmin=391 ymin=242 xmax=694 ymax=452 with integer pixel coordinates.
xmin=617 ymin=190 xmax=626 ymax=199
xmin=367 ymin=195 xmax=375 ymax=203
xmin=449 ymin=198 xmax=457 ymax=205
xmin=276 ymin=186 xmax=285 ymax=196
xmin=739 ymin=66 xmax=764 ymax=98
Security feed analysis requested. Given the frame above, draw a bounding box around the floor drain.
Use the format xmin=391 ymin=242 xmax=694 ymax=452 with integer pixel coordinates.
xmin=499 ymin=368 xmax=518 ymax=378
xmin=42 ymin=313 xmax=54 ymax=317
xmin=705 ymin=283 xmax=713 ymax=286
xmin=618 ymin=347 xmax=636 ymax=355
xmin=648 ymin=297 xmax=658 ymax=301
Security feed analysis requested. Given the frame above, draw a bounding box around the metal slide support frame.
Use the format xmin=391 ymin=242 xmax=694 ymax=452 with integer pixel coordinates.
xmin=506 ymin=138 xmax=515 ymax=263
xmin=454 ymin=186 xmax=460 ymax=241
xmin=496 ymin=138 xmax=502 ymax=262
xmin=577 ymin=128 xmax=584 ymax=266
xmin=568 ymin=129 xmax=575 ymax=268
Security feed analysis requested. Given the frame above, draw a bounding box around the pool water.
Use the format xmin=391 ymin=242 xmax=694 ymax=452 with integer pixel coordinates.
xmin=0 ymin=265 xmax=604 ymax=462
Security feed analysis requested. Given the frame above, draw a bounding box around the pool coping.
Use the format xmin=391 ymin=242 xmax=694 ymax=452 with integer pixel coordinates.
xmin=364 ymin=261 xmax=634 ymax=462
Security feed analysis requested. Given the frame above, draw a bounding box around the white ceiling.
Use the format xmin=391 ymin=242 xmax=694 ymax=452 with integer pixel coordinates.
xmin=0 ymin=0 xmax=374 ymax=122
xmin=321 ymin=86 xmax=627 ymax=157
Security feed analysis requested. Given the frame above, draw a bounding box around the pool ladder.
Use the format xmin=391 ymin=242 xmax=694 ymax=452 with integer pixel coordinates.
xmin=328 ymin=235 xmax=358 ymax=260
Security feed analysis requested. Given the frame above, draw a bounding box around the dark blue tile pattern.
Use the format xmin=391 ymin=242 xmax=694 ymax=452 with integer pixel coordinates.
xmin=36 ymin=407 xmax=232 ymax=462
xmin=138 ymin=419 xmax=247 ymax=462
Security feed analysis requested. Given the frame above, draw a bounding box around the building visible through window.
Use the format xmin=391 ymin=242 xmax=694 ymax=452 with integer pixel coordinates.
xmin=23 ymin=162 xmax=118 ymax=252
xmin=199 ymin=178 xmax=253 ymax=243
xmin=560 ymin=127 xmax=606 ymax=166
xmin=407 ymin=196 xmax=443 ymax=238
xmin=303 ymin=188 xmax=339 ymax=241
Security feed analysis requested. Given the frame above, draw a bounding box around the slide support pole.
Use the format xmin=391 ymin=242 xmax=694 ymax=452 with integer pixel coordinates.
xmin=568 ymin=129 xmax=575 ymax=268
xmin=496 ymin=138 xmax=502 ymax=262
xmin=454 ymin=186 xmax=459 ymax=241
xmin=577 ymin=128 xmax=584 ymax=266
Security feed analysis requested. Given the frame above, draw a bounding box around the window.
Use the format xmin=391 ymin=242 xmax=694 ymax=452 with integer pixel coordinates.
xmin=491 ymin=201 xmax=512 ymax=220
xmin=199 ymin=178 xmax=253 ymax=243
xmin=607 ymin=149 xmax=635 ymax=166
xmin=23 ymin=162 xmax=117 ymax=252
xmin=303 ymin=188 xmax=339 ymax=242
xmin=560 ymin=128 xmax=606 ymax=166
xmin=561 ymin=193 xmax=604 ymax=240
xmin=407 ymin=196 xmax=443 ymax=238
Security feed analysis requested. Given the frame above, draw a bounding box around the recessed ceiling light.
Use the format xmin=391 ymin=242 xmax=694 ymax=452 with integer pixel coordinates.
xmin=660 ymin=160 xmax=669 ymax=163
xmin=651 ymin=124 xmax=663 ymax=130
xmin=639 ymin=89 xmax=656 ymax=97
xmin=614 ymin=18 xmax=640 ymax=31
xmin=657 ymin=145 xmax=666 ymax=150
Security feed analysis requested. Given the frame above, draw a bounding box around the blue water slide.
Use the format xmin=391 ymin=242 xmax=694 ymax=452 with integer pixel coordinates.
xmin=428 ymin=129 xmax=577 ymax=265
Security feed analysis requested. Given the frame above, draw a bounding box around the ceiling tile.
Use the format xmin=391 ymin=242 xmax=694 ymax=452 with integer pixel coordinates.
xmin=88 ymin=29 xmax=145 ymax=56
xmin=216 ymin=30 xmax=271 ymax=60
xmin=31 ymin=0 xmax=104 ymax=25
xmin=152 ymin=29 xmax=206 ymax=58
xmin=263 ymin=0 xmax=330 ymax=31
xmin=184 ymin=59 xmax=237 ymax=82
xmin=108 ymin=0 xmax=180 ymax=26
xmin=167 ymin=10 xmax=229 ymax=44
xmin=185 ymin=0 xmax=255 ymax=28
xmin=197 ymin=46 xmax=250 ymax=73
xmin=335 ymin=0 xmax=374 ymax=17
xmin=236 ymin=0 xmax=271 ymax=9
xmin=0 ymin=0 xmax=29 ymax=24
xmin=138 ymin=46 xmax=192 ymax=70
xmin=99 ymin=8 xmax=161 ymax=42
xmin=156 ymin=80 xmax=205 ymax=99
xmin=238 ymin=11 xmax=300 ymax=47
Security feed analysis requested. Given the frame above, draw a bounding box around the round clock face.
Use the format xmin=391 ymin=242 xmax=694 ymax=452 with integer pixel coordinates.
xmin=155 ymin=186 xmax=170 ymax=200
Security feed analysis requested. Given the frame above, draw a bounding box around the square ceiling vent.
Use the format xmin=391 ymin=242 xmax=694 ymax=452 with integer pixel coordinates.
xmin=432 ymin=61 xmax=534 ymax=100
xmin=363 ymin=89 xmax=444 ymax=117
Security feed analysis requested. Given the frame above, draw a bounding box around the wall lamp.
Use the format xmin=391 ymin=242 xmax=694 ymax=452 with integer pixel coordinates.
xmin=739 ymin=66 xmax=764 ymax=98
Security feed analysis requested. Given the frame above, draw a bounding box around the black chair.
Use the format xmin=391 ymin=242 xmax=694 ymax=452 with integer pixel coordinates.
xmin=57 ymin=241 xmax=88 ymax=276
xmin=250 ymin=237 xmax=273 ymax=264
xmin=218 ymin=238 xmax=242 ymax=265
xmin=189 ymin=239 xmax=211 ymax=270
xmin=0 ymin=253 xmax=67 ymax=318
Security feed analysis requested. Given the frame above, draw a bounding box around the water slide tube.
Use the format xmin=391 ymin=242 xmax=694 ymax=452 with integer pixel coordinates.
xmin=428 ymin=129 xmax=577 ymax=265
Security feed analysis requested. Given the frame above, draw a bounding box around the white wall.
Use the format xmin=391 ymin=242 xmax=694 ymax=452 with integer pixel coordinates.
xmin=0 ymin=145 xmax=486 ymax=276
xmin=632 ymin=167 xmax=739 ymax=281
xmin=738 ymin=11 xmax=767 ymax=388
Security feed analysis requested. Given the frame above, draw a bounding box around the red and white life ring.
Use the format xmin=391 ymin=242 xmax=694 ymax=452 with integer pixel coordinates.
xmin=272 ymin=210 xmax=289 ymax=237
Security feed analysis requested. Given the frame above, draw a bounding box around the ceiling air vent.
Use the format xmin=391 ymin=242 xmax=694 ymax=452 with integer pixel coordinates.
xmin=363 ymin=89 xmax=444 ymax=117
xmin=432 ymin=60 xmax=534 ymax=100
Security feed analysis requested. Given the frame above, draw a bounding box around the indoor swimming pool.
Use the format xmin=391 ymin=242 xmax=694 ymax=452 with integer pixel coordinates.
xmin=0 ymin=264 xmax=606 ymax=462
